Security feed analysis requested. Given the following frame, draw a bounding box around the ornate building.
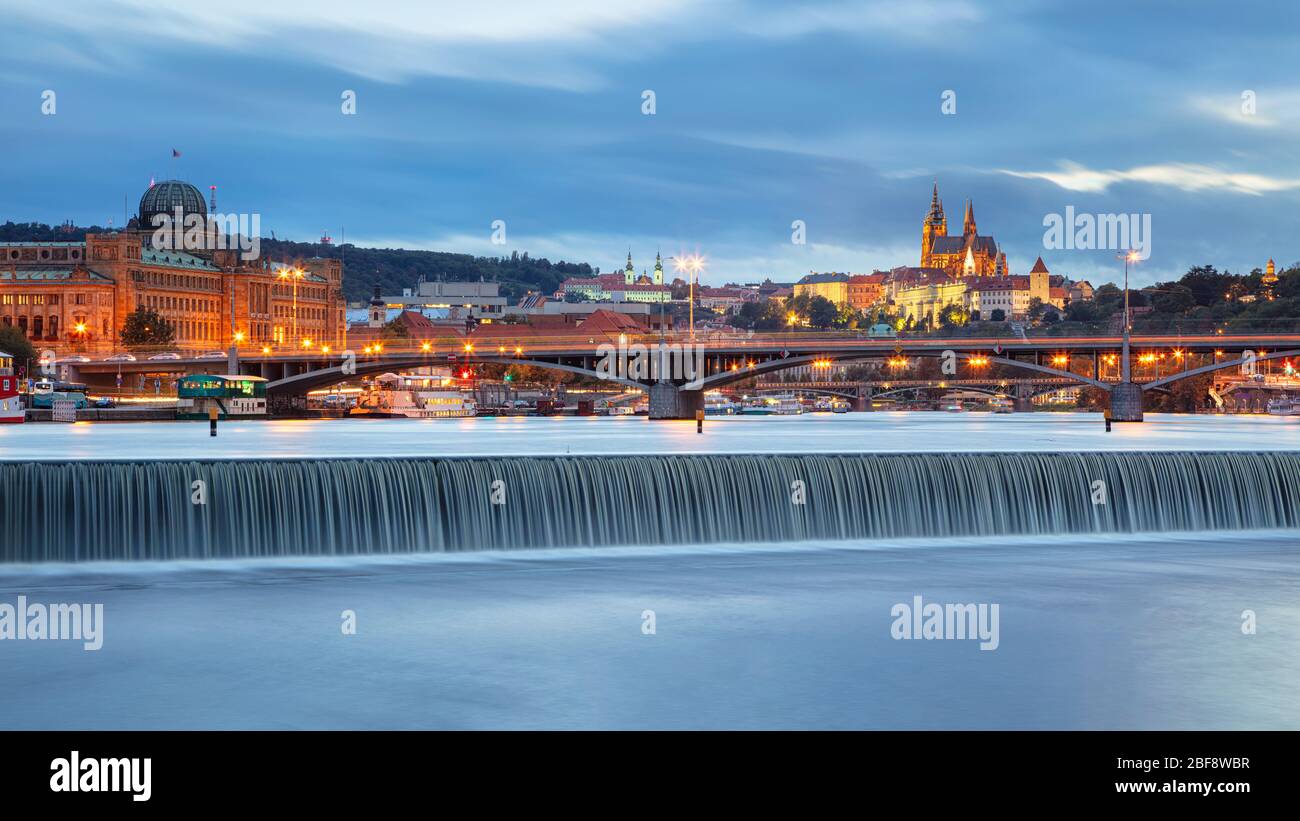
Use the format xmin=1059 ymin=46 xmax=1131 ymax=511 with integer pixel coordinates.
xmin=920 ymin=183 xmax=1006 ymax=278
xmin=0 ymin=180 xmax=345 ymax=352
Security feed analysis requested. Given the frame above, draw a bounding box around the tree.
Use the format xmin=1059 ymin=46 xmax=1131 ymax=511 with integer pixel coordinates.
xmin=380 ymin=318 xmax=412 ymax=341
xmin=989 ymin=308 xmax=1006 ymax=322
xmin=807 ymin=296 xmax=838 ymax=329
xmin=0 ymin=324 xmax=37 ymax=376
xmin=119 ymin=307 xmax=176 ymax=349
xmin=1150 ymin=283 xmax=1196 ymax=314
xmin=938 ymin=303 xmax=970 ymax=328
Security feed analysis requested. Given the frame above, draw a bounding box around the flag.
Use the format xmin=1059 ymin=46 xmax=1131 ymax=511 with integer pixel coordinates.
xmin=172 ymin=148 xmax=181 ymax=158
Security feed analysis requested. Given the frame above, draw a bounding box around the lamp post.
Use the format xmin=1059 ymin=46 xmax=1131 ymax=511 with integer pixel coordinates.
xmin=672 ymin=254 xmax=704 ymax=342
xmin=1118 ymin=250 xmax=1140 ymax=383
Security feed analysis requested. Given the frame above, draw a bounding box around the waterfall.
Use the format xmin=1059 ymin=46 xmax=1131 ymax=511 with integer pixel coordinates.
xmin=2 ymin=452 xmax=1298 ymax=562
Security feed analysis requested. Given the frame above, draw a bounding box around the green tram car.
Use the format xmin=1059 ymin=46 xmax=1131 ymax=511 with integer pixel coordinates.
xmin=176 ymin=374 xmax=268 ymax=420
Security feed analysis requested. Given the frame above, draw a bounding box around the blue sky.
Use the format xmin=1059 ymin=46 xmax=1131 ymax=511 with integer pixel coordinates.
xmin=1 ymin=0 xmax=1297 ymax=288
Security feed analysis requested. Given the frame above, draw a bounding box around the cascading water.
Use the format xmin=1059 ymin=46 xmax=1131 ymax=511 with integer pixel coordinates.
xmin=2 ymin=452 xmax=1298 ymax=562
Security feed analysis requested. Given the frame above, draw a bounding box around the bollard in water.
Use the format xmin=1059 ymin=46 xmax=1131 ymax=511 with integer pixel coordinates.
xmin=696 ymin=408 xmax=704 ymax=434
xmin=1105 ymin=417 xmax=1112 ymax=433
xmin=209 ymin=405 xmax=218 ymax=437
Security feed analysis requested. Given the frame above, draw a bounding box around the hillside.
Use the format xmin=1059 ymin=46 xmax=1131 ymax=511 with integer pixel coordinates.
xmin=0 ymin=222 xmax=595 ymax=303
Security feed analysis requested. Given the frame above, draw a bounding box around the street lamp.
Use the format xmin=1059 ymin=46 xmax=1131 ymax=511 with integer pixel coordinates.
xmin=1118 ymin=250 xmax=1141 ymax=383
xmin=673 ymin=254 xmax=704 ymax=341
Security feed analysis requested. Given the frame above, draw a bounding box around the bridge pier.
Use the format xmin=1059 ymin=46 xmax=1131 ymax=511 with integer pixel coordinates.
xmin=1014 ymin=382 xmax=1034 ymax=413
xmin=648 ymin=381 xmax=703 ymax=420
xmin=1108 ymin=381 xmax=1144 ymax=422
xmin=854 ymin=385 xmax=873 ymax=412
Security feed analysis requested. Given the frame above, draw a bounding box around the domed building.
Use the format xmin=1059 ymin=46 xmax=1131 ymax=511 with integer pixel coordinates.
xmin=138 ymin=180 xmax=208 ymax=229
xmin=0 ymin=178 xmax=346 ymax=355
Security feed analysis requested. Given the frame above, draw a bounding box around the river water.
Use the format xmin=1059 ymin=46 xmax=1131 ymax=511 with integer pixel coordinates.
xmin=2 ymin=411 xmax=1299 ymax=460
xmin=0 ymin=531 xmax=1295 ymax=729
xmin=0 ymin=413 xmax=1296 ymax=728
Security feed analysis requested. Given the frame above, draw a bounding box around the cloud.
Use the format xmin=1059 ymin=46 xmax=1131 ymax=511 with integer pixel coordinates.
xmin=2 ymin=0 xmax=697 ymax=88
xmin=1000 ymin=161 xmax=1300 ymax=196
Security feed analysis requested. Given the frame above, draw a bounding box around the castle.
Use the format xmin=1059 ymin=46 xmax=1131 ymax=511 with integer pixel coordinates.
xmin=920 ymin=183 xmax=1006 ymax=278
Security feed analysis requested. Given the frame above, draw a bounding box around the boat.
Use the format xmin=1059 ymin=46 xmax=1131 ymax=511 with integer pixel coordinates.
xmin=990 ymin=397 xmax=1014 ymax=414
xmin=1266 ymin=397 xmax=1300 ymax=416
xmin=830 ymin=399 xmax=850 ymax=413
xmin=175 ymin=374 xmax=268 ymax=419
xmin=351 ymin=373 xmax=476 ymax=418
xmin=704 ymin=393 xmax=739 ymax=415
xmin=942 ymin=401 xmax=965 ymax=413
xmin=770 ymin=395 xmax=805 ymax=415
xmin=0 ymin=349 xmax=24 ymax=423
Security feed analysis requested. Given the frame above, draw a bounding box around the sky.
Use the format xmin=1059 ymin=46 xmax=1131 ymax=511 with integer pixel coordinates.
xmin=1 ymin=0 xmax=1298 ymax=289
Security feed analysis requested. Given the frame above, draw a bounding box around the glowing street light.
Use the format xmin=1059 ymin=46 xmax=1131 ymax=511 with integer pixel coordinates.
xmin=1118 ymin=249 xmax=1141 ymax=383
xmin=233 ymin=331 xmax=246 ymax=344
xmin=420 ymin=341 xmax=432 ymax=352
xmin=673 ymin=253 xmax=705 ymax=341
xmin=261 ymin=346 xmax=272 ymax=355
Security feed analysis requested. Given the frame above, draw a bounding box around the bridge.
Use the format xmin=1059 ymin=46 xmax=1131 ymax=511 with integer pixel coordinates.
xmin=64 ymin=330 xmax=1300 ymax=421
xmin=752 ymin=377 xmax=1082 ymax=407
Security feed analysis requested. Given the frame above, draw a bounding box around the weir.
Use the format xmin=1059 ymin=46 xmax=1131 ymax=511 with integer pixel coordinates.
xmin=2 ymin=452 xmax=1298 ymax=562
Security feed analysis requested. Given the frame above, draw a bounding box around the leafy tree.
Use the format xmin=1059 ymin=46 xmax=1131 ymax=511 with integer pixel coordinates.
xmin=380 ymin=318 xmax=411 ymax=341
xmin=119 ymin=307 xmax=176 ymax=349
xmin=938 ymin=303 xmax=970 ymax=328
xmin=0 ymin=324 xmax=37 ymax=375
xmin=1149 ymin=283 xmax=1196 ymax=314
xmin=989 ymin=308 xmax=1006 ymax=322
xmin=807 ymin=296 xmax=838 ymax=329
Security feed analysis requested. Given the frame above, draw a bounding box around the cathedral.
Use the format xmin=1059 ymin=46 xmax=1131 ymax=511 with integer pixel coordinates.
xmin=920 ymin=183 xmax=1006 ymax=278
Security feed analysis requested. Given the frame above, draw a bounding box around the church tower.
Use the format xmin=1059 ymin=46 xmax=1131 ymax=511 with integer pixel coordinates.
xmin=624 ymin=250 xmax=635 ymax=285
xmin=1263 ymin=258 xmax=1278 ymax=299
xmin=653 ymin=252 xmax=664 ymax=285
xmin=368 ymin=284 xmax=386 ymax=328
xmin=962 ymin=199 xmax=977 ymax=238
xmin=921 ymin=182 xmax=946 ymax=264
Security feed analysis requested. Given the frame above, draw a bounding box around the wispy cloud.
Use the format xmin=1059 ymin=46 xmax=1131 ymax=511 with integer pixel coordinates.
xmin=1000 ymin=161 xmax=1300 ymax=196
xmin=1187 ymin=88 xmax=1300 ymax=130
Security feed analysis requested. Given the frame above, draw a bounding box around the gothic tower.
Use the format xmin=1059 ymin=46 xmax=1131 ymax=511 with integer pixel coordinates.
xmin=624 ymin=250 xmax=635 ymax=285
xmin=653 ymin=252 xmax=664 ymax=285
xmin=962 ymin=199 xmax=976 ymax=238
xmin=922 ymin=182 xmax=946 ymax=264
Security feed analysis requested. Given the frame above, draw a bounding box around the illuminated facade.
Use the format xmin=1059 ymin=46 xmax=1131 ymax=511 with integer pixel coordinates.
xmin=0 ymin=180 xmax=345 ymax=351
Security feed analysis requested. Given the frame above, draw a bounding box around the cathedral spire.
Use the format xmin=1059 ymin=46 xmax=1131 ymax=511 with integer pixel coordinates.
xmin=927 ymin=181 xmax=945 ymax=223
xmin=963 ymin=199 xmax=976 ymax=236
